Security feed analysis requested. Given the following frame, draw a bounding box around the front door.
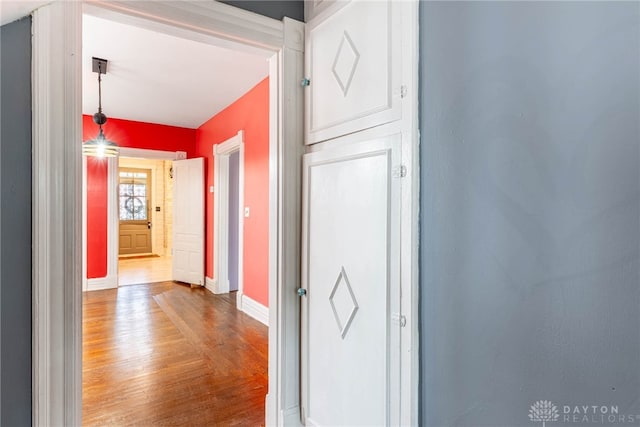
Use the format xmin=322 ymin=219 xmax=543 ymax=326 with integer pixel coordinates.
xmin=118 ymin=168 xmax=152 ymax=255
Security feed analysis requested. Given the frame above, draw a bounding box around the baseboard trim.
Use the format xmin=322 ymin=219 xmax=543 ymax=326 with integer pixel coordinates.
xmin=240 ymin=294 xmax=269 ymax=326
xmin=205 ymin=277 xmax=217 ymax=294
xmin=86 ymin=275 xmax=117 ymax=291
xmin=283 ymin=406 xmax=302 ymax=427
xmin=207 ymin=276 xmax=230 ymax=294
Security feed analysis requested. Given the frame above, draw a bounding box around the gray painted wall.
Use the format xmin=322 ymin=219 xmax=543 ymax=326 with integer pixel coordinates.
xmin=222 ymin=0 xmax=304 ymax=22
xmin=420 ymin=2 xmax=640 ymax=426
xmin=0 ymin=16 xmax=33 ymax=426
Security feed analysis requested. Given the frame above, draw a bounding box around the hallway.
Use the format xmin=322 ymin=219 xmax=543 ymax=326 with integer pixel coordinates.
xmin=82 ymin=282 xmax=268 ymax=426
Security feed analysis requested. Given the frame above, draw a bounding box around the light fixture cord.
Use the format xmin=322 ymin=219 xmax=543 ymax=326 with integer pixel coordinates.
xmin=98 ymin=62 xmax=103 ymax=114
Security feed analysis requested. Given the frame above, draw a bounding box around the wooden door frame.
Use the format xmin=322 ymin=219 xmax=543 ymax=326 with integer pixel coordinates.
xmin=118 ymin=166 xmax=153 ymax=255
xmin=32 ymin=2 xmax=304 ymax=426
xmin=210 ymin=132 xmax=245 ymax=302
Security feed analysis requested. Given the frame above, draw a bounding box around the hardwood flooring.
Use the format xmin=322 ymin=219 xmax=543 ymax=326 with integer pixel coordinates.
xmin=118 ymin=256 xmax=173 ymax=286
xmin=83 ymin=282 xmax=268 ymax=426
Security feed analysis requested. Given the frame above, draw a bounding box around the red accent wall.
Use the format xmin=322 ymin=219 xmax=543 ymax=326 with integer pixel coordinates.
xmin=84 ymin=116 xmax=196 ymax=278
xmin=196 ymin=78 xmax=270 ymax=307
xmin=82 ymin=115 xmax=197 ymax=155
xmin=86 ymin=158 xmax=108 ymax=278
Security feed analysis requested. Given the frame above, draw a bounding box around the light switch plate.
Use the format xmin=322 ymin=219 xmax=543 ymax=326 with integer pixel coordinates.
xmin=244 ymin=207 xmax=250 ymax=217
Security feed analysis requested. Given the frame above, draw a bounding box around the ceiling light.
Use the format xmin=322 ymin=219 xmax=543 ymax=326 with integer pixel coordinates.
xmin=83 ymin=57 xmax=119 ymax=158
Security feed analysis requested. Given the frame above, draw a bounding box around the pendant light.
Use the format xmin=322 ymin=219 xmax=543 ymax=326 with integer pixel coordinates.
xmin=83 ymin=57 xmax=119 ymax=157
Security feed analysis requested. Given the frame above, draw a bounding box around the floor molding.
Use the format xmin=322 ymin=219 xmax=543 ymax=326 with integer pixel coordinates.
xmin=240 ymin=294 xmax=269 ymax=326
xmin=86 ymin=275 xmax=117 ymax=291
xmin=205 ymin=277 xmax=217 ymax=294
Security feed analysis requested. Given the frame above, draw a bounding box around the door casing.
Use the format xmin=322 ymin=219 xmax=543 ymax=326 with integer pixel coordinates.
xmin=32 ymin=1 xmax=418 ymax=426
xmin=118 ymin=167 xmax=152 ymax=255
xmin=33 ymin=3 xmax=304 ymax=425
xmin=211 ymin=131 xmax=245 ymax=306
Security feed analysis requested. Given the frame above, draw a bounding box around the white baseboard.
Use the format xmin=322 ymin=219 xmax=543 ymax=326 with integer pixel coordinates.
xmin=240 ymin=294 xmax=269 ymax=326
xmin=207 ymin=276 xmax=230 ymax=294
xmin=86 ymin=275 xmax=117 ymax=291
xmin=205 ymin=277 xmax=216 ymax=293
xmin=282 ymin=406 xmax=302 ymax=427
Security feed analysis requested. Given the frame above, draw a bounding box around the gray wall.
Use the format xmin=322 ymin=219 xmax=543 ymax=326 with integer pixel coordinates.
xmin=221 ymin=0 xmax=304 ymax=22
xmin=0 ymin=16 xmax=33 ymax=426
xmin=420 ymin=2 xmax=640 ymax=426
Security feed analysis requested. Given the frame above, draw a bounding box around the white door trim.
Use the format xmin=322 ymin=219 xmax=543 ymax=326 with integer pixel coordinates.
xmin=33 ymin=2 xmax=304 ymax=426
xmin=211 ymin=131 xmax=244 ymax=301
xmin=32 ymin=2 xmax=82 ymax=425
xmin=118 ymin=147 xmax=185 ymax=160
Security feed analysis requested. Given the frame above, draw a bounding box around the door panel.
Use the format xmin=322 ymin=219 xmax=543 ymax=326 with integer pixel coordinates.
xmin=119 ymin=224 xmax=151 ymax=254
xmin=305 ymin=0 xmax=401 ymax=144
xmin=118 ymin=168 xmax=152 ymax=255
xmin=301 ymin=135 xmax=401 ymax=426
xmin=172 ymin=158 xmax=204 ymax=286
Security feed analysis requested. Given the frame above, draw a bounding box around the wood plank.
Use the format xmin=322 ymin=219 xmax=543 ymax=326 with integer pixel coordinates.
xmin=82 ymin=281 xmax=268 ymax=426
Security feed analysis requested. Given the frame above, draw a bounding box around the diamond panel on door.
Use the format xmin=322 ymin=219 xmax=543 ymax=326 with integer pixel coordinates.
xmin=305 ymin=0 xmax=401 ymax=144
xmin=301 ymin=135 xmax=401 ymax=426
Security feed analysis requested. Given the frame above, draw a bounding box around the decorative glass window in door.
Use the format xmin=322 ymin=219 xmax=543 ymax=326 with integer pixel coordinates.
xmin=119 ymin=170 xmax=148 ymax=221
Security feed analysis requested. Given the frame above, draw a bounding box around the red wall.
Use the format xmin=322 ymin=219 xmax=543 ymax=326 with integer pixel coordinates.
xmin=86 ymin=158 xmax=108 ymax=278
xmin=196 ymin=78 xmax=270 ymax=307
xmin=84 ymin=116 xmax=196 ymax=278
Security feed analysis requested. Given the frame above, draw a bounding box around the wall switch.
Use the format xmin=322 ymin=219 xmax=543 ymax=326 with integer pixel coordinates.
xmin=244 ymin=207 xmax=250 ymax=217
xmin=155 ymin=206 xmax=161 ymax=212
xmin=210 ymin=186 xmax=214 ymax=193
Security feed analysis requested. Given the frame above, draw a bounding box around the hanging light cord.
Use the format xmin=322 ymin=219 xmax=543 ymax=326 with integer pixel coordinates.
xmin=97 ymin=63 xmax=104 ymax=126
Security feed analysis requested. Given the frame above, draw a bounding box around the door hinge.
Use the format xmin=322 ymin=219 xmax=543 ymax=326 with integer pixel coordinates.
xmin=400 ymin=85 xmax=408 ymax=98
xmin=301 ymin=78 xmax=311 ymax=87
xmin=392 ymin=313 xmax=407 ymax=327
xmin=393 ymin=165 xmax=407 ymax=178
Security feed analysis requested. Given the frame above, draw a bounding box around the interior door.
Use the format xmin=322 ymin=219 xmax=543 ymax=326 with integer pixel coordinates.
xmin=172 ymin=158 xmax=204 ymax=286
xmin=118 ymin=168 xmax=152 ymax=255
xmin=301 ymin=136 xmax=401 ymax=426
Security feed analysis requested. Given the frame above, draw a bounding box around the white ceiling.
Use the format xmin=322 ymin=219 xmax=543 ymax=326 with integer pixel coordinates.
xmin=0 ymin=1 xmax=50 ymax=26
xmin=0 ymin=4 xmax=269 ymax=129
xmin=82 ymin=14 xmax=269 ymax=129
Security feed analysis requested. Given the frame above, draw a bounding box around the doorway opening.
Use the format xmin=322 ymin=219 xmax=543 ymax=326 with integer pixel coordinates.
xmin=212 ymin=131 xmax=245 ymax=309
xmin=117 ymin=157 xmax=174 ymax=286
xmin=32 ymin=2 xmax=305 ymax=425
xmin=79 ymin=4 xmax=276 ymax=425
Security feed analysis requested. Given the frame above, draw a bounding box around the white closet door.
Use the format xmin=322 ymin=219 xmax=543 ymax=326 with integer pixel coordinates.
xmin=304 ymin=0 xmax=402 ymax=144
xmin=301 ymin=135 xmax=402 ymax=426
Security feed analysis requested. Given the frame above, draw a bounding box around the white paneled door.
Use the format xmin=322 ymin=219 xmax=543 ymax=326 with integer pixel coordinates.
xmin=305 ymin=0 xmax=401 ymax=144
xmin=301 ymin=135 xmax=402 ymax=426
xmin=172 ymin=158 xmax=204 ymax=286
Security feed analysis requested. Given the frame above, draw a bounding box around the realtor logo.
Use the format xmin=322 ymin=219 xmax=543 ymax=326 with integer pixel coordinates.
xmin=529 ymin=400 xmax=560 ymax=427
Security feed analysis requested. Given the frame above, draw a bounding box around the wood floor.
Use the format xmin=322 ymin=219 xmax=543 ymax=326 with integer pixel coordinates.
xmin=83 ymin=282 xmax=268 ymax=426
xmin=118 ymin=256 xmax=173 ymax=286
